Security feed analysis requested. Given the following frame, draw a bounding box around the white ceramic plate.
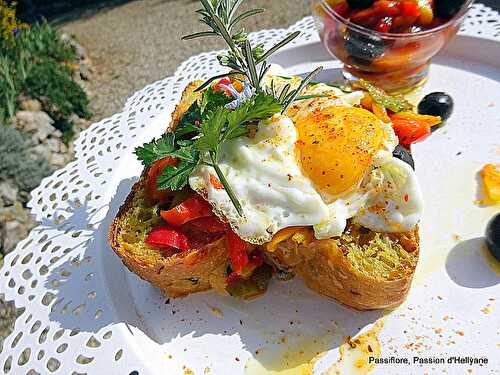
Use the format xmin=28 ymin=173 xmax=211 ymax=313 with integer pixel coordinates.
xmin=96 ymin=35 xmax=500 ymax=375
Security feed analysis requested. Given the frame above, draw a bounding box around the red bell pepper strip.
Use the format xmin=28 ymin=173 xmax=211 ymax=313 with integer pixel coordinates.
xmin=189 ymin=216 xmax=229 ymax=233
xmin=145 ymin=225 xmax=190 ymax=252
xmin=392 ymin=118 xmax=431 ymax=147
xmin=145 ymin=157 xmax=178 ymax=203
xmin=160 ymin=195 xmax=213 ymax=227
xmin=350 ymin=1 xmax=400 ymax=24
xmin=399 ymin=1 xmax=421 ymax=17
xmin=333 ymin=2 xmax=351 ymax=18
xmin=226 ymin=230 xmax=249 ymax=275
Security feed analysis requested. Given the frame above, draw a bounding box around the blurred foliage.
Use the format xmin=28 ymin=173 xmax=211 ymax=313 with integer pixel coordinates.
xmin=0 ymin=2 xmax=90 ymax=138
xmin=0 ymin=1 xmax=27 ymax=42
xmin=25 ymin=59 xmax=90 ymax=122
xmin=0 ymin=125 xmax=52 ymax=193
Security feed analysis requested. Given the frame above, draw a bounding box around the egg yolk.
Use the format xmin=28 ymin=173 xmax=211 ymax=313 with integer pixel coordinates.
xmin=295 ymin=106 xmax=384 ymax=196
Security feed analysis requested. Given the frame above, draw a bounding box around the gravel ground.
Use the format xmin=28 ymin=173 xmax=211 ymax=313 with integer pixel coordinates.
xmin=61 ymin=0 xmax=310 ymax=120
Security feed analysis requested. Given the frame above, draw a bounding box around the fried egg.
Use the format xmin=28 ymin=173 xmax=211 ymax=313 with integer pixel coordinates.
xmin=189 ymin=72 xmax=423 ymax=244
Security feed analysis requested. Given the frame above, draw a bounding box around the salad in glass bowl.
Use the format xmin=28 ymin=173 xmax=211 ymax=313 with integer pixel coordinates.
xmin=312 ymin=0 xmax=474 ymax=92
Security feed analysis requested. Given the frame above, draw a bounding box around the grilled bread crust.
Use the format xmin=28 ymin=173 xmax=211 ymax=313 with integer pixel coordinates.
xmin=268 ymin=225 xmax=419 ymax=310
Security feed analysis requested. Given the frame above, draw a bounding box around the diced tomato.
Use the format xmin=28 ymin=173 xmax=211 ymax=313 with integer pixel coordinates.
xmin=399 ymin=1 xmax=420 ymax=17
xmin=392 ymin=118 xmax=431 ymax=147
xmin=333 ymin=2 xmax=351 ymax=18
xmin=160 ymin=195 xmax=213 ymax=227
xmin=215 ymin=78 xmax=233 ymax=96
xmin=375 ymin=16 xmax=393 ymax=32
xmin=350 ymin=1 xmax=399 ymax=24
xmin=145 ymin=225 xmax=190 ymax=252
xmin=145 ymin=157 xmax=178 ymax=203
xmin=226 ymin=230 xmax=249 ymax=274
xmin=209 ymin=173 xmax=224 ymax=190
xmin=189 ymin=216 xmax=228 ymax=233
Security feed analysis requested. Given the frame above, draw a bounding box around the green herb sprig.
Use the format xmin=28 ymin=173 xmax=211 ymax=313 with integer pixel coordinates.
xmin=135 ymin=0 xmax=324 ymax=216
xmin=135 ymin=90 xmax=281 ymax=215
xmin=183 ymin=0 xmax=300 ymax=92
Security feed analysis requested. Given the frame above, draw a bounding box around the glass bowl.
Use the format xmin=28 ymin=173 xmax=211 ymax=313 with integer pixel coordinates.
xmin=311 ymin=0 xmax=474 ymax=92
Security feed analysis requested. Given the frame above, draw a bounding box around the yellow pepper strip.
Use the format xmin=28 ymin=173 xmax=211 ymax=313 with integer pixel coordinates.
xmin=360 ymin=93 xmax=373 ymax=111
xmin=480 ymin=164 xmax=500 ymax=203
xmin=390 ymin=111 xmax=442 ymax=127
xmin=372 ymin=102 xmax=391 ymax=123
xmin=418 ymin=0 xmax=434 ymax=26
xmin=266 ymin=227 xmax=311 ymax=252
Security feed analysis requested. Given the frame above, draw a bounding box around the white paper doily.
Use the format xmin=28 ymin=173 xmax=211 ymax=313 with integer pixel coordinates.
xmin=1 ymin=4 xmax=499 ymax=374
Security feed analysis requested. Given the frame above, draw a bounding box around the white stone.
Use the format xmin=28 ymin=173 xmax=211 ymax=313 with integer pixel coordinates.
xmin=14 ymin=111 xmax=54 ymax=142
xmin=0 ymin=182 xmax=18 ymax=206
xmin=19 ymin=99 xmax=42 ymax=112
xmin=50 ymin=153 xmax=68 ymax=167
xmin=30 ymin=144 xmax=52 ymax=160
xmin=47 ymin=138 xmax=61 ymax=153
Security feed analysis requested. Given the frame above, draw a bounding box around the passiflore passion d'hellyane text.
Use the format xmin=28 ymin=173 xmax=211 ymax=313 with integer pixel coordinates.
xmin=368 ymin=356 xmax=489 ymax=365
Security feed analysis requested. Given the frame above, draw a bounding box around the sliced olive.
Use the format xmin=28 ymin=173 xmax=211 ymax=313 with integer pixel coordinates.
xmin=347 ymin=0 xmax=375 ymax=10
xmin=486 ymin=213 xmax=500 ymax=262
xmin=345 ymin=31 xmax=385 ymax=65
xmin=435 ymin=0 xmax=468 ymax=19
xmin=393 ymin=145 xmax=415 ymax=170
xmin=418 ymin=92 xmax=454 ymax=121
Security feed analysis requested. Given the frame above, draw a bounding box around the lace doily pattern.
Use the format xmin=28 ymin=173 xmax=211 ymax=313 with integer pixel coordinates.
xmin=1 ymin=5 xmax=499 ymax=374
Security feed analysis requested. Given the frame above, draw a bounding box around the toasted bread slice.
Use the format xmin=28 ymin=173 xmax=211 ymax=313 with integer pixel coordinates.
xmin=266 ymin=223 xmax=419 ymax=310
xmin=109 ymin=78 xmax=420 ymax=309
xmin=109 ymin=80 xmax=231 ymax=297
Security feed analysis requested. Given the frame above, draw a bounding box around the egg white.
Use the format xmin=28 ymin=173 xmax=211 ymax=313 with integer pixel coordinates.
xmin=189 ymin=114 xmax=330 ymax=244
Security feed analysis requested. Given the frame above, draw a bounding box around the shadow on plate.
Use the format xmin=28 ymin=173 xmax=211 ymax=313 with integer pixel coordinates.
xmin=40 ymin=177 xmax=385 ymax=373
xmin=445 ymin=237 xmax=499 ymax=288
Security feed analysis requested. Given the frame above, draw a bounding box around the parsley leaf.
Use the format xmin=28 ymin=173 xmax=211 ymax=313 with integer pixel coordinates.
xmin=201 ymin=87 xmax=233 ymax=115
xmin=134 ymin=133 xmax=176 ymax=168
xmin=244 ymin=92 xmax=282 ymax=120
xmin=175 ymin=101 xmax=201 ymax=139
xmin=224 ymin=93 xmax=281 ymax=141
xmin=194 ymin=107 xmax=227 ymax=153
xmin=157 ymin=158 xmax=199 ymax=191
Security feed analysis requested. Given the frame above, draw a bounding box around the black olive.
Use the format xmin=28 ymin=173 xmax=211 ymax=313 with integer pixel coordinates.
xmin=392 ymin=145 xmax=415 ymax=170
xmin=434 ymin=0 xmax=468 ymax=19
xmin=347 ymin=0 xmax=375 ymax=10
xmin=486 ymin=213 xmax=500 ymax=262
xmin=345 ymin=31 xmax=385 ymax=65
xmin=418 ymin=92 xmax=454 ymax=121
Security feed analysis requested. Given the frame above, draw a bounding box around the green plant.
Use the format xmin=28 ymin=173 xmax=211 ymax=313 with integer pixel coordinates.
xmin=25 ymin=58 xmax=90 ymax=122
xmin=0 ymin=2 xmax=89 ymax=139
xmin=0 ymin=125 xmax=52 ymax=193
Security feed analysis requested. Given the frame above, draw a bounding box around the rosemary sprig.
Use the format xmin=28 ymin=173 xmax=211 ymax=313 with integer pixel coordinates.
xmin=183 ymin=0 xmax=300 ymax=92
xmin=265 ymin=67 xmax=324 ymax=113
